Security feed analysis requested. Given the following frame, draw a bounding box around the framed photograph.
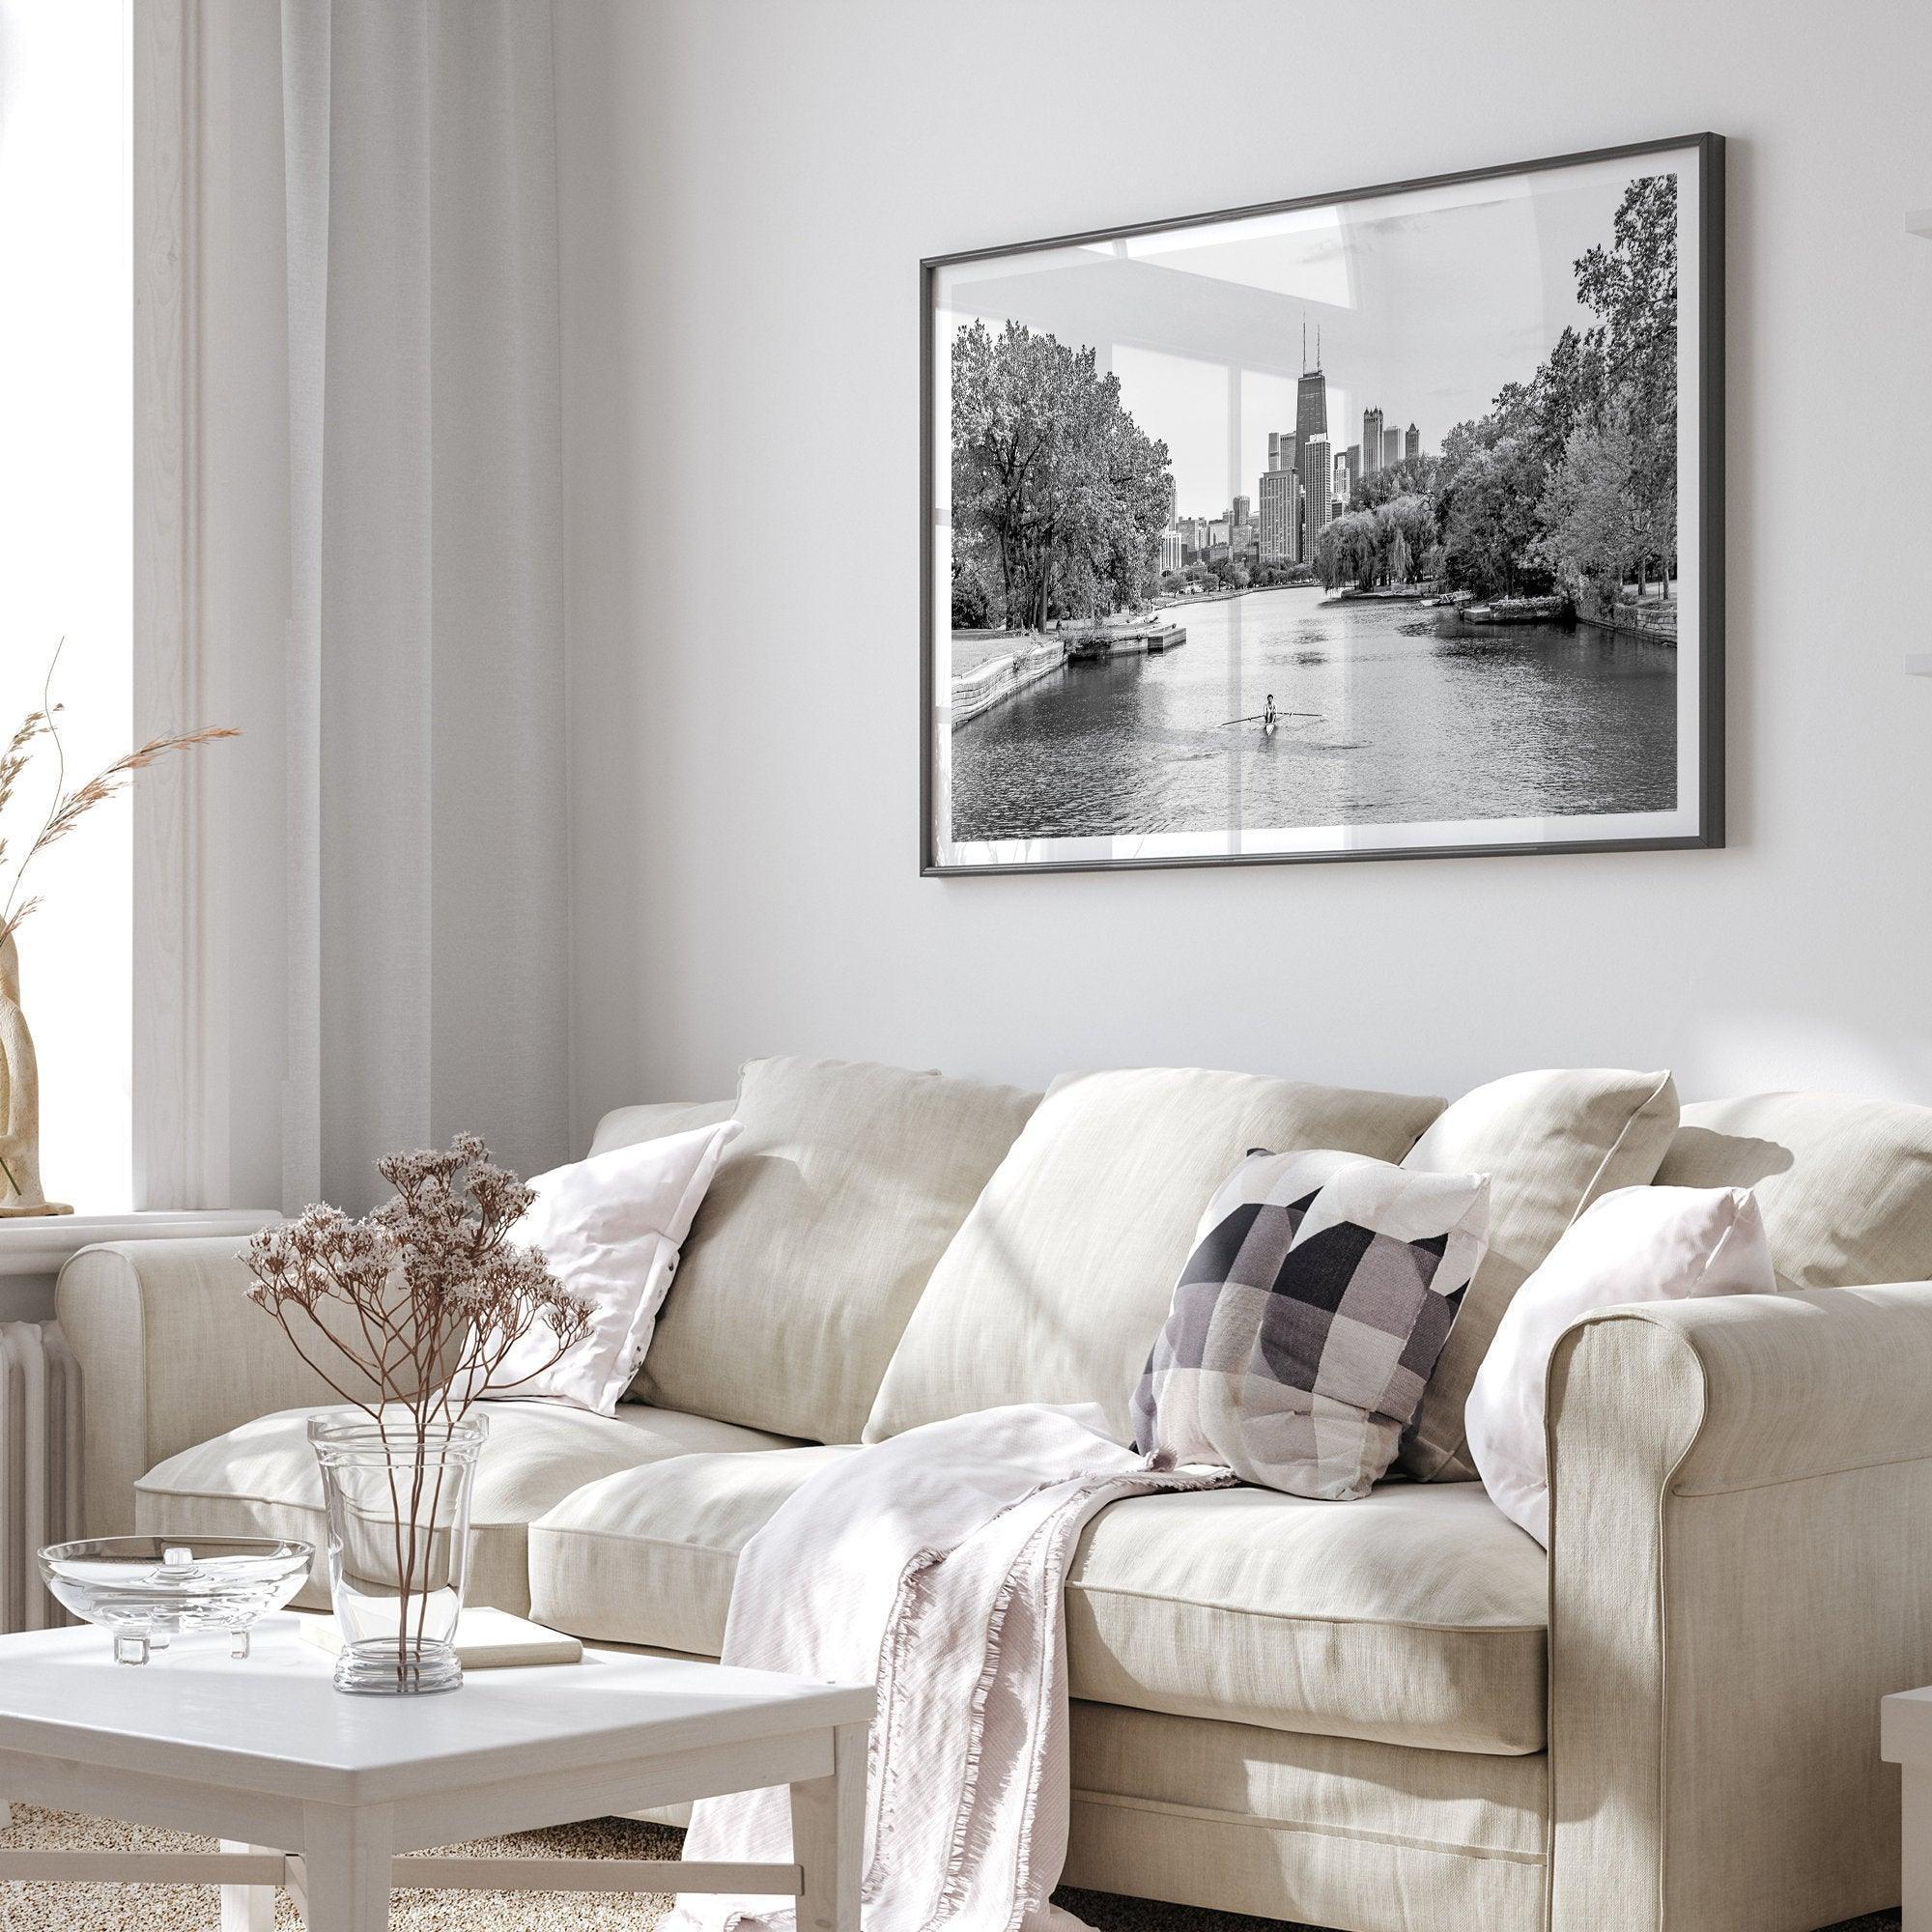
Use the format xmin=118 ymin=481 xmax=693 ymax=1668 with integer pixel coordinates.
xmin=922 ymin=133 xmax=1723 ymax=875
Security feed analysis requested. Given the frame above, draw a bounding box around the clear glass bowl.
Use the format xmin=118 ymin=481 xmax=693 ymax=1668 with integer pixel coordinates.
xmin=40 ymin=1536 xmax=313 ymax=1664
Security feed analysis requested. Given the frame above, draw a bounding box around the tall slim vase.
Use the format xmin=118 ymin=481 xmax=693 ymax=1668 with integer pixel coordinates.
xmin=0 ymin=934 xmax=71 ymax=1217
xmin=307 ymin=1410 xmax=486 ymax=1694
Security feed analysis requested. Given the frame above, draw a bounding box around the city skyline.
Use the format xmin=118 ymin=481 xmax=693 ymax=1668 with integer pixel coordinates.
xmin=1163 ymin=348 xmax=1429 ymax=572
xmin=1163 ymin=353 xmax=1425 ymax=526
xmin=1057 ymin=165 xmax=1634 ymax=521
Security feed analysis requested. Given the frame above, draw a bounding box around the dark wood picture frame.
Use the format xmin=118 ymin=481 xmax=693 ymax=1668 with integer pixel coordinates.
xmin=921 ymin=132 xmax=1724 ymax=877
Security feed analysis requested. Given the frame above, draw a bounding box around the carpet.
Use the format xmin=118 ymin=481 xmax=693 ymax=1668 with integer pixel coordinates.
xmin=0 ymin=1808 xmax=1904 ymax=1931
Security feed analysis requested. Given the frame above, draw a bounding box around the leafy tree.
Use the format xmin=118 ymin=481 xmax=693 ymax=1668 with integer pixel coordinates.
xmin=1442 ymin=439 xmax=1549 ymax=597
xmin=1535 ymin=421 xmax=1640 ymax=607
xmin=1332 ymin=511 xmax=1380 ymax=591
xmin=1352 ymin=456 xmax=1439 ymax=515
xmin=1310 ymin=512 xmax=1387 ymax=594
xmin=1311 ymin=521 xmax=1342 ymax=592
xmin=950 ymin=560 xmax=992 ymax=631
xmin=1492 ymin=327 xmax=1606 ymax=469
xmin=1433 ymin=418 xmax=1492 ymax=505
xmin=1575 ymin=174 xmax=1677 ymax=589
xmin=1378 ymin=494 xmax=1435 ymax=585
xmin=1425 ymin=178 xmax=1676 ymax=604
xmin=1577 ymin=176 xmax=1677 ymax=459
xmin=951 ymin=321 xmax=1172 ymax=631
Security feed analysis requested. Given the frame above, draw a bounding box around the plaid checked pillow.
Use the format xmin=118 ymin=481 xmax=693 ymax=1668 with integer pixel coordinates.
xmin=1131 ymin=1148 xmax=1489 ymax=1500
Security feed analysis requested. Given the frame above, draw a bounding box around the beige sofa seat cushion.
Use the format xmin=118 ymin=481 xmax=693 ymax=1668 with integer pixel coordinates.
xmin=634 ymin=1057 xmax=1040 ymax=1443
xmin=1656 ymin=1091 xmax=1932 ymax=1292
xmin=1399 ymin=1067 xmax=1679 ymax=1481
xmin=590 ymin=1097 xmax=736 ymax=1155
xmin=530 ymin=1443 xmax=856 ymax=1657
xmin=135 ymin=1400 xmax=799 ymax=1620
xmin=1067 ymin=1480 xmax=1546 ymax=1753
xmin=863 ymin=1068 xmax=1444 ymax=1446
xmin=528 ymin=1452 xmax=1545 ymax=1755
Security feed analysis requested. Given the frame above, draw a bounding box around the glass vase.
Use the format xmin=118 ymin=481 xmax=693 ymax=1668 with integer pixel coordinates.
xmin=306 ymin=1408 xmax=486 ymax=1695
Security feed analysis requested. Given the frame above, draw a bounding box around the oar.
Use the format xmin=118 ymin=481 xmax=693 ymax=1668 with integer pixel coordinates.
xmin=1216 ymin=711 xmax=1319 ymax=726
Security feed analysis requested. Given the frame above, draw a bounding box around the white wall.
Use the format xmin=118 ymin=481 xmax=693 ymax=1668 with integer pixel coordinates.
xmin=554 ymin=0 xmax=1932 ymax=1140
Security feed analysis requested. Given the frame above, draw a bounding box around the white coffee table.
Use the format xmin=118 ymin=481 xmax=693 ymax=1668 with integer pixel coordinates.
xmin=1883 ymin=1686 xmax=1932 ymax=1929
xmin=0 ymin=1618 xmax=872 ymax=1930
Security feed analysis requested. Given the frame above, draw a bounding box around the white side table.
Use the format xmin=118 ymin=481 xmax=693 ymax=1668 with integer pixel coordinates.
xmin=0 ymin=1619 xmax=872 ymax=1931
xmin=1882 ymin=1686 xmax=1932 ymax=1929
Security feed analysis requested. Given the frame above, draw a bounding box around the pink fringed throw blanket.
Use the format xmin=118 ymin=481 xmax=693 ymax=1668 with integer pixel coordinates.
xmin=672 ymin=1404 xmax=1230 ymax=1932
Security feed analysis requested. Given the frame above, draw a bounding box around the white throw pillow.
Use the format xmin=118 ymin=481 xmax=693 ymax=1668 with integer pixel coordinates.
xmin=1464 ymin=1183 xmax=1776 ymax=1545
xmin=477 ymin=1120 xmax=742 ymax=1415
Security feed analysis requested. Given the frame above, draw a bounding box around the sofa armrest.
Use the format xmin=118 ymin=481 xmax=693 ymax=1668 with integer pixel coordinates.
xmin=56 ymin=1238 xmax=383 ymax=1536
xmin=1546 ymin=1284 xmax=1932 ymax=1932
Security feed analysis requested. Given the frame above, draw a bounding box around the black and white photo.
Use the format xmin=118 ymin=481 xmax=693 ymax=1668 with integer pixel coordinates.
xmin=923 ymin=135 xmax=1722 ymax=874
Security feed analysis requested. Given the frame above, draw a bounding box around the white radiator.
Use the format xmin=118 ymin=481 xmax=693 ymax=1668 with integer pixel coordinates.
xmin=0 ymin=1323 xmax=80 ymax=1633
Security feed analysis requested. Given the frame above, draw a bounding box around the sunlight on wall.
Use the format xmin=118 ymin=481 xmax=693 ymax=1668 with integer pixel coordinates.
xmin=0 ymin=1 xmax=134 ymax=1210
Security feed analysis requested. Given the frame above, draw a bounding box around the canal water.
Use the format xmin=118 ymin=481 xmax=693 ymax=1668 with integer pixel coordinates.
xmin=948 ymin=584 xmax=1677 ymax=842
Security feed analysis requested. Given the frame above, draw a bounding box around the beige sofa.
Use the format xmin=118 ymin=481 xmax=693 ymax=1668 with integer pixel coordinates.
xmin=56 ymin=1059 xmax=1932 ymax=1932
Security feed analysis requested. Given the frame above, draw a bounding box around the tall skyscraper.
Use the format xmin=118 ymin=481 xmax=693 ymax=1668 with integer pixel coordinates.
xmin=1295 ymin=367 xmax=1327 ymax=444
xmin=1295 ymin=360 xmax=1329 ymax=556
xmin=1258 ymin=466 xmax=1299 ymax=563
xmin=1303 ymin=435 xmax=1329 ymax=553
xmin=1382 ymin=426 xmax=1402 ymax=470
xmin=1362 ymin=408 xmax=1384 ymax=476
xmin=1405 ymin=422 xmax=1420 ymax=462
xmin=1262 ymin=430 xmax=1300 ymax=563
xmin=1344 ymin=445 xmax=1360 ymax=501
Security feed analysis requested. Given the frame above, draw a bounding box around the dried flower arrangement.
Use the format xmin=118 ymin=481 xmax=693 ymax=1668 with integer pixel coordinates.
xmin=244 ymin=1135 xmax=593 ymax=1690
xmin=243 ymin=1133 xmax=592 ymax=1416
xmin=0 ymin=640 xmax=237 ymax=1212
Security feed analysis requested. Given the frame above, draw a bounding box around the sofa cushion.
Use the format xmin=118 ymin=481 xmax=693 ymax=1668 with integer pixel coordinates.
xmin=527 ymin=1451 xmax=1546 ymax=1755
xmin=864 ymin=1068 xmax=1445 ymax=1446
xmin=479 ymin=1118 xmax=742 ymax=1414
xmin=134 ymin=1399 xmax=799 ymax=1619
xmin=1465 ymin=1184 xmax=1776 ymax=1547
xmin=529 ymin=1443 xmax=856 ymax=1658
xmin=1132 ymin=1149 xmax=1491 ymax=1501
xmin=590 ymin=1097 xmax=736 ymax=1156
xmin=1398 ymin=1067 xmax=1679 ymax=1482
xmin=634 ymin=1057 xmax=1040 ymax=1443
xmin=1655 ymin=1092 xmax=1932 ymax=1292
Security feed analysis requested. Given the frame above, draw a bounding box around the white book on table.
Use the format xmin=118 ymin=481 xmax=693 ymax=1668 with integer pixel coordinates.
xmin=297 ymin=1606 xmax=583 ymax=1668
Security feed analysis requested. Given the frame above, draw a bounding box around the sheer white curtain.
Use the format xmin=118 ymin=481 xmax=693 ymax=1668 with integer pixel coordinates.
xmin=278 ymin=0 xmax=568 ymax=1208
